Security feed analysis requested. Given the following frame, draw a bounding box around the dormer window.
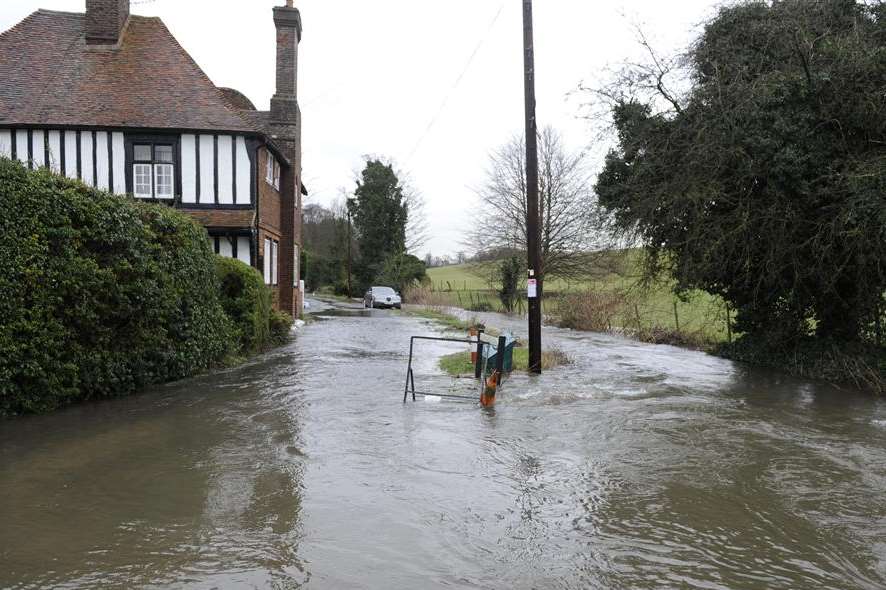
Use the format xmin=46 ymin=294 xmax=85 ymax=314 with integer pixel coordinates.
xmin=265 ymin=151 xmax=280 ymax=191
xmin=133 ymin=143 xmax=175 ymax=199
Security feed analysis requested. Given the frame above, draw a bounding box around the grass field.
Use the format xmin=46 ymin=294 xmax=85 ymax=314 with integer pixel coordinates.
xmin=424 ymin=255 xmax=733 ymax=345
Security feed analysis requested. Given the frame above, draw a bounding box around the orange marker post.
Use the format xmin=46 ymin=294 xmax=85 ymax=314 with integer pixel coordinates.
xmin=480 ymin=370 xmax=499 ymax=407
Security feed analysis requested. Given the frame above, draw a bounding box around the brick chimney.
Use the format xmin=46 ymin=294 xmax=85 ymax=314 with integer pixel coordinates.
xmin=270 ymin=1 xmax=302 ymax=121
xmin=269 ymin=2 xmax=303 ymax=317
xmin=85 ymin=0 xmax=130 ymax=45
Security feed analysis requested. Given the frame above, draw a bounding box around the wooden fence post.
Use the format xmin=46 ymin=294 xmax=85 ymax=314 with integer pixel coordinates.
xmin=876 ymin=301 xmax=882 ymax=347
xmin=725 ymin=302 xmax=733 ymax=344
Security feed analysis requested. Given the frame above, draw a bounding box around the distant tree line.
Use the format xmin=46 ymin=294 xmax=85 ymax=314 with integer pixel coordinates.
xmin=303 ymin=158 xmax=428 ymax=297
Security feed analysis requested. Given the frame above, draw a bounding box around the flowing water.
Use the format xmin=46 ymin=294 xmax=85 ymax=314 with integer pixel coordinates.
xmin=2 ymin=298 xmax=885 ymax=589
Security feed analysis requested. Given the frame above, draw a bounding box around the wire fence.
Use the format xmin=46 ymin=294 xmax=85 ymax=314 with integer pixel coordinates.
xmin=414 ymin=282 xmax=733 ymax=345
xmin=414 ymin=281 xmax=886 ymax=352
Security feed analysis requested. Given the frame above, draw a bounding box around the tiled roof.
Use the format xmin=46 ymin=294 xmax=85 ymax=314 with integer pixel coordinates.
xmin=219 ymin=87 xmax=257 ymax=112
xmin=237 ymin=110 xmax=274 ymax=137
xmin=0 ymin=10 xmax=258 ymax=133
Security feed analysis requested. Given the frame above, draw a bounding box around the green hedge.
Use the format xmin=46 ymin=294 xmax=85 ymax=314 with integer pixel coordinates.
xmin=0 ymin=158 xmax=237 ymax=415
xmin=215 ymin=257 xmax=293 ymax=354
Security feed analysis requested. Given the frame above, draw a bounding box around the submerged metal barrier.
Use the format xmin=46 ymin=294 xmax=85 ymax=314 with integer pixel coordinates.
xmin=403 ymin=333 xmax=509 ymax=404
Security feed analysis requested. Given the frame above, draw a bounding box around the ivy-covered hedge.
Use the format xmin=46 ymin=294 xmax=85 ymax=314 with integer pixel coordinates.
xmin=0 ymin=158 xmax=236 ymax=416
xmin=215 ymin=257 xmax=294 ymax=356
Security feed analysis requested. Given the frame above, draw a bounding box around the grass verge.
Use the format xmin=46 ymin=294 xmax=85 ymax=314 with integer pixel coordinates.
xmin=406 ymin=307 xmax=504 ymax=338
xmin=438 ymin=347 xmax=571 ymax=376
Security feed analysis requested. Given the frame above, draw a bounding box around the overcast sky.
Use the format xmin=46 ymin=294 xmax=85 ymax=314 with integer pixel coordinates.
xmin=1 ymin=0 xmax=720 ymax=258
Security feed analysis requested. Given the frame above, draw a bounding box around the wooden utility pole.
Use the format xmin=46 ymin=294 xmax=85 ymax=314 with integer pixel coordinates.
xmin=346 ymin=202 xmax=353 ymax=299
xmin=523 ymin=0 xmax=542 ymax=374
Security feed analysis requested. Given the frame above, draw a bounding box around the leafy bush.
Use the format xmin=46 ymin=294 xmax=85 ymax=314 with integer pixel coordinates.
xmin=215 ymin=257 xmax=293 ymax=355
xmin=0 ymin=158 xmax=233 ymax=416
xmin=304 ymin=252 xmax=349 ymax=294
xmin=402 ymin=284 xmax=450 ymax=308
xmin=269 ymin=310 xmax=294 ymax=345
xmin=376 ymin=251 xmax=427 ymax=294
xmin=498 ymin=256 xmax=522 ymax=313
xmin=552 ymin=290 xmax=625 ymax=332
xmin=215 ymin=257 xmax=272 ymax=355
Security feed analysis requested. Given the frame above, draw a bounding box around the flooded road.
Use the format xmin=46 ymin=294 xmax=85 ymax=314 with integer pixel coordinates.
xmin=2 ymin=298 xmax=885 ymax=589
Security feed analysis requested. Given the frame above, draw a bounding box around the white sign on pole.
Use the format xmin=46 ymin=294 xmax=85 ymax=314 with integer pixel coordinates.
xmin=527 ymin=278 xmax=538 ymax=299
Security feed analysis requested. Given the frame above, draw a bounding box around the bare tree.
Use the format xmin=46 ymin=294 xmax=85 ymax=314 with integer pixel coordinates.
xmin=404 ymin=186 xmax=429 ymax=254
xmin=468 ymin=126 xmax=605 ymax=285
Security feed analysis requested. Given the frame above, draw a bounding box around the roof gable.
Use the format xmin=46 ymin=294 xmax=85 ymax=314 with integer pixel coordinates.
xmin=0 ymin=10 xmax=256 ymax=133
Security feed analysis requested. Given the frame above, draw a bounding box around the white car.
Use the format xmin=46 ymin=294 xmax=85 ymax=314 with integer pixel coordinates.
xmin=364 ymin=286 xmax=402 ymax=309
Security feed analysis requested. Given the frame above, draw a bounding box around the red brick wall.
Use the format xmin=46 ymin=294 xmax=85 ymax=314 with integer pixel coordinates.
xmin=256 ymin=147 xmax=303 ymax=318
xmin=257 ymin=226 xmax=283 ymax=310
xmin=257 ymin=148 xmax=281 ymax=236
xmin=180 ymin=208 xmax=253 ymax=228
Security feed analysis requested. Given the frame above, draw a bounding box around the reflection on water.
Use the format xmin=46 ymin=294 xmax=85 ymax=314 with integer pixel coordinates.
xmin=1 ymin=298 xmax=885 ymax=589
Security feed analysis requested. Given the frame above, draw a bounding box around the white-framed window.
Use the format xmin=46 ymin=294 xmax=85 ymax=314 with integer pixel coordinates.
xmin=263 ymin=238 xmax=279 ymax=286
xmin=134 ymin=164 xmax=152 ymax=198
xmin=265 ymin=151 xmax=281 ymax=191
xmin=263 ymin=238 xmax=272 ymax=285
xmin=271 ymin=240 xmax=279 ymax=286
xmin=132 ymin=143 xmax=175 ymax=199
xmin=293 ymin=244 xmax=300 ymax=288
xmin=155 ymin=164 xmax=174 ymax=198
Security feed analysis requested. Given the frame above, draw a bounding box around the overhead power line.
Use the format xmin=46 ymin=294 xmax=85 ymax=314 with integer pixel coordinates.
xmin=407 ymin=3 xmax=506 ymax=162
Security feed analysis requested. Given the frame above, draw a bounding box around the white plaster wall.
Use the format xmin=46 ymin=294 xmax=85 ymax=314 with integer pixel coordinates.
xmin=95 ymin=131 xmax=109 ymax=190
xmin=199 ymin=134 xmax=214 ymax=204
xmin=112 ymin=132 xmax=125 ymax=194
xmin=79 ymin=132 xmax=94 ymax=186
xmin=235 ymin=136 xmax=251 ymax=205
xmin=180 ymin=134 xmax=197 ymax=204
xmin=237 ymin=236 xmax=251 ymax=265
xmin=217 ymin=135 xmax=234 ymax=205
xmin=64 ymin=131 xmax=78 ymax=179
xmin=47 ymin=130 xmax=62 ymax=173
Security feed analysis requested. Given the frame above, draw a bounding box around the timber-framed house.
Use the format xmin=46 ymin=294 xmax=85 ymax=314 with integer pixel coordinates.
xmin=0 ymin=0 xmax=306 ymax=315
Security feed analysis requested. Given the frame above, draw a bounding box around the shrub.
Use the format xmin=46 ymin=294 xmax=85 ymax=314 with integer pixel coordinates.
xmin=552 ymin=290 xmax=626 ymax=332
xmin=269 ymin=310 xmax=294 ymax=346
xmin=403 ymin=284 xmax=450 ymax=308
xmin=0 ymin=159 xmax=233 ymax=416
xmin=215 ymin=257 xmax=272 ymax=355
xmin=376 ymin=251 xmax=427 ymax=295
xmin=634 ymin=326 xmax=710 ymax=350
xmin=498 ymin=256 xmax=522 ymax=313
xmin=214 ymin=257 xmax=294 ymax=354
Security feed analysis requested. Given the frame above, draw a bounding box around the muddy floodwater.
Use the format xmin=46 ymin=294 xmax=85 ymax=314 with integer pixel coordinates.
xmin=2 ymin=299 xmax=885 ymax=589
